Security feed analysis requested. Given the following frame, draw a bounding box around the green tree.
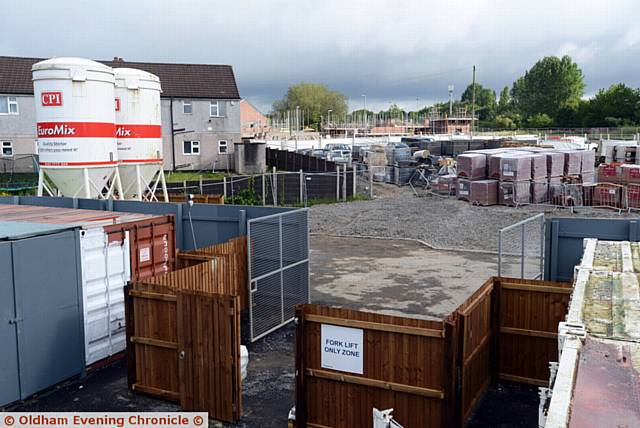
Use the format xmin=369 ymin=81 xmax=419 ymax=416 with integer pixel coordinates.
xmin=510 ymin=55 xmax=585 ymax=121
xmin=271 ymin=82 xmax=348 ymax=129
xmin=461 ymin=83 xmax=497 ymax=121
xmin=497 ymin=86 xmax=510 ymax=114
xmin=583 ymin=84 xmax=640 ymax=127
xmin=494 ymin=114 xmax=518 ymax=129
xmin=526 ymin=113 xmax=554 ymax=128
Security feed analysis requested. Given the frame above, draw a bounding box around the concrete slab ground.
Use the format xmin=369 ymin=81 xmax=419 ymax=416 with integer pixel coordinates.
xmin=6 ymin=235 xmax=539 ymax=428
xmin=310 ymin=235 xmax=536 ymax=319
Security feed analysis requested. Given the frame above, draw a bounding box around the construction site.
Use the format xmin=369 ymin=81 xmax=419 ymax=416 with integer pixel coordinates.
xmin=2 ymin=7 xmax=640 ymax=425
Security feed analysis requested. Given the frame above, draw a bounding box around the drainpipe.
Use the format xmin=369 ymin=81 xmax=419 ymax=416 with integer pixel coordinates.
xmin=170 ymin=97 xmax=176 ymax=171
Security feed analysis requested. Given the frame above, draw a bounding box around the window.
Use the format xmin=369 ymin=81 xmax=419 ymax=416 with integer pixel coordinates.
xmin=1 ymin=141 xmax=13 ymax=157
xmin=218 ymin=140 xmax=228 ymax=154
xmin=183 ymin=140 xmax=200 ymax=155
xmin=210 ymin=101 xmax=226 ymax=117
xmin=209 ymin=101 xmax=219 ymax=117
xmin=183 ymin=101 xmax=192 ymax=114
xmin=0 ymin=96 xmax=18 ymax=115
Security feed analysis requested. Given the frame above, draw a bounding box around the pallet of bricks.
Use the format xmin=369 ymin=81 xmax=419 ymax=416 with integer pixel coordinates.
xmin=456 ymin=147 xmax=596 ymax=207
xmin=596 ymin=162 xmax=640 ymax=210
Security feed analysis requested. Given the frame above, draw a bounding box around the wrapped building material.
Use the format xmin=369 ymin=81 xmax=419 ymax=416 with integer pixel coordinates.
xmin=431 ymin=174 xmax=457 ymax=195
xmin=489 ymin=152 xmax=532 ymax=181
xmin=499 ymin=180 xmax=531 ymax=206
xmin=531 ymin=180 xmax=549 ymax=204
xmin=456 ymin=178 xmax=470 ymax=201
xmin=545 ymin=152 xmax=565 ymax=178
xmin=457 ymin=153 xmax=486 ymax=179
xmin=469 ymin=179 xmax=498 ymax=206
xmin=581 ymin=172 xmax=595 ymax=184
xmin=530 ymin=153 xmax=547 ymax=180
xmin=597 ymin=164 xmax=623 ymax=184
xmin=621 ymin=164 xmax=640 ymax=184
xmin=581 ymin=150 xmax=596 ymax=173
xmin=593 ymin=183 xmax=624 ymax=208
xmin=559 ymin=150 xmax=583 ymax=176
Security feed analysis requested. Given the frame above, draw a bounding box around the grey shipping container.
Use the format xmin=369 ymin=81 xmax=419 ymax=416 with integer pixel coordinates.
xmin=0 ymin=221 xmax=85 ymax=407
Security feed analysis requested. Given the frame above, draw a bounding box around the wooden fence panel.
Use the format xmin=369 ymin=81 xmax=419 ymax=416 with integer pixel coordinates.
xmin=175 ymin=236 xmax=248 ymax=309
xmin=128 ymin=283 xmax=181 ymax=401
xmin=127 ymin=283 xmax=242 ymax=422
xmin=455 ymin=279 xmax=494 ymax=423
xmin=296 ymin=304 xmax=452 ymax=428
xmin=178 ymin=291 xmax=241 ymax=422
xmin=496 ymin=277 xmax=572 ymax=386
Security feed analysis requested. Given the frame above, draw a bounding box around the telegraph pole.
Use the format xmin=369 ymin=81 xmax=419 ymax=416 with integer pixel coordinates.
xmin=471 ymin=65 xmax=476 ymax=137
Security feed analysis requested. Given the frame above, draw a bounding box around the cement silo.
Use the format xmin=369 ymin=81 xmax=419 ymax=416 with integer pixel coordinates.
xmin=32 ymin=57 xmax=123 ymax=199
xmin=114 ymin=68 xmax=167 ymax=201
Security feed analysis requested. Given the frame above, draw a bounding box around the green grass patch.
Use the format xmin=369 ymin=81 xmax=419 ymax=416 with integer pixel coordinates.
xmin=164 ymin=171 xmax=229 ymax=183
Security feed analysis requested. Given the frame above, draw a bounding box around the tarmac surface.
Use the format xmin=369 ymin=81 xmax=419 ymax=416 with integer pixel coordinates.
xmin=7 ymin=235 xmax=539 ymax=427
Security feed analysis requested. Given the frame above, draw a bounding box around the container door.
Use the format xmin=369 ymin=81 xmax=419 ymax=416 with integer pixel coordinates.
xmin=12 ymin=230 xmax=84 ymax=398
xmin=0 ymin=242 xmax=20 ymax=406
xmin=80 ymin=228 xmax=131 ymax=365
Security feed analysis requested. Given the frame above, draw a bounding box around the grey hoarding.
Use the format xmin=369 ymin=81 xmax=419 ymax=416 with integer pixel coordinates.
xmin=545 ymin=217 xmax=640 ymax=282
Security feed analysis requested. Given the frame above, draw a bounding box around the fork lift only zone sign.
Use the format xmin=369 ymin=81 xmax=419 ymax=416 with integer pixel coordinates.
xmin=321 ymin=324 xmax=363 ymax=374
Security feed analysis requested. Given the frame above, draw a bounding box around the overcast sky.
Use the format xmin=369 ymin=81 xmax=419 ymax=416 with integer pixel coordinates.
xmin=2 ymin=0 xmax=639 ymax=112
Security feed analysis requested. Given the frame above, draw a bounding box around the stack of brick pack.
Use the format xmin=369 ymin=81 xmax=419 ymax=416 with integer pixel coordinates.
xmin=456 ymin=146 xmax=598 ymax=207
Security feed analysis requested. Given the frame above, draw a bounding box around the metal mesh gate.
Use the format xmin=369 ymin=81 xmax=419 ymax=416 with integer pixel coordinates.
xmin=247 ymin=209 xmax=310 ymax=341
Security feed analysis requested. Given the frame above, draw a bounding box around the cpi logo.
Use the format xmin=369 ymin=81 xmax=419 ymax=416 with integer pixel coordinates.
xmin=41 ymin=91 xmax=62 ymax=106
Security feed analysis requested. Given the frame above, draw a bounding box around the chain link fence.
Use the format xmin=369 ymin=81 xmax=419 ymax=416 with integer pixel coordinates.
xmin=498 ymin=213 xmax=545 ymax=279
xmin=0 ymin=155 xmax=39 ymax=194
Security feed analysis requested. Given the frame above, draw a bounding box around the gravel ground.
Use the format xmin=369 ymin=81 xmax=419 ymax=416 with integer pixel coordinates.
xmin=310 ymin=184 xmax=638 ymax=253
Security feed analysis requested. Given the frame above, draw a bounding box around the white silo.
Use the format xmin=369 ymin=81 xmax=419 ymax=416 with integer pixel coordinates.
xmin=32 ymin=57 xmax=123 ymax=199
xmin=114 ymin=68 xmax=168 ymax=201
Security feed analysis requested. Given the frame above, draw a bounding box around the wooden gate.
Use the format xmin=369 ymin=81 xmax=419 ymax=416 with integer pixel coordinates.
xmin=126 ymin=266 xmax=242 ymax=422
xmin=495 ymin=277 xmax=572 ymax=385
xmin=454 ymin=278 xmax=494 ymax=424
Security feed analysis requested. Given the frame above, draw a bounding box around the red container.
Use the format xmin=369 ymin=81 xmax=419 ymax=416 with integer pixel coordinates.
xmin=0 ymin=205 xmax=176 ymax=281
xmin=593 ymin=183 xmax=624 ymax=208
xmin=469 ymin=180 xmax=498 ymax=206
xmin=457 ymin=153 xmax=486 ymax=179
xmin=627 ymin=184 xmax=640 ymax=209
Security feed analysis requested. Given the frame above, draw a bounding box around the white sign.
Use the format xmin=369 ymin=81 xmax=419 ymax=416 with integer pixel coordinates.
xmin=321 ymin=324 xmax=363 ymax=374
xmin=139 ymin=247 xmax=150 ymax=262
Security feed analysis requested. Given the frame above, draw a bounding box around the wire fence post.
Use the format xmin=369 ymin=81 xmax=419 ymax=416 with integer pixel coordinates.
xmin=336 ymin=165 xmax=340 ymax=201
xmin=352 ymin=164 xmax=356 ymax=197
xmin=223 ymin=177 xmax=227 ymax=199
xmin=273 ymin=166 xmax=277 ymax=206
xmin=369 ymin=166 xmax=374 ymax=199
xmin=498 ymin=230 xmax=503 ymax=277
xmin=199 ymin=177 xmax=203 ymax=194
xmin=299 ymin=169 xmax=303 ymax=205
xmin=262 ymin=173 xmax=266 ymax=206
xmin=521 ymin=223 xmax=526 ymax=279
xmin=342 ymin=165 xmax=347 ymax=201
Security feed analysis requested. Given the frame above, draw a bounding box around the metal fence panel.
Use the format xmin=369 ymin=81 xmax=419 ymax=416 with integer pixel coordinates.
xmin=544 ymin=218 xmax=640 ymax=282
xmin=248 ymin=209 xmax=309 ymax=342
xmin=498 ymin=214 xmax=545 ymax=280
